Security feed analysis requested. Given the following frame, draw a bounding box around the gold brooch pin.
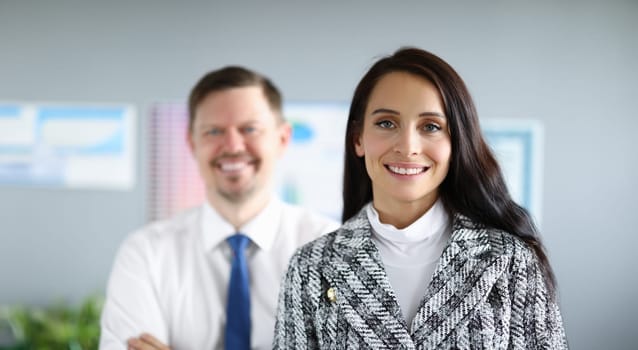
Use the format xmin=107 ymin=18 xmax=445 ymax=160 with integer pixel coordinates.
xmin=326 ymin=287 xmax=336 ymax=302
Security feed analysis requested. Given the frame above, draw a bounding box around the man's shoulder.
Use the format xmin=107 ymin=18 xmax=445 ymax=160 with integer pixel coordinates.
xmin=279 ymin=202 xmax=340 ymax=232
xmin=124 ymin=206 xmax=202 ymax=248
xmin=274 ymin=202 xmax=340 ymax=249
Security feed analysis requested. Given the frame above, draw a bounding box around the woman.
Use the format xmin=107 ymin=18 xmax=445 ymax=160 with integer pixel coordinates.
xmin=273 ymin=48 xmax=567 ymax=349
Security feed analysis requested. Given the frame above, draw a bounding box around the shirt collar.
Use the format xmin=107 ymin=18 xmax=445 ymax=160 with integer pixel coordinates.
xmin=200 ymin=196 xmax=283 ymax=252
xmin=365 ymin=199 xmax=449 ymax=244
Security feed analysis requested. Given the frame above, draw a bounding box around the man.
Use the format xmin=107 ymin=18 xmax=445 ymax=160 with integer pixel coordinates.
xmin=99 ymin=66 xmax=338 ymax=349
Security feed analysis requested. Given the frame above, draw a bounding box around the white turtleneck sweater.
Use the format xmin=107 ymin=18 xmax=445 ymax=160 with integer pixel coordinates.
xmin=366 ymin=199 xmax=451 ymax=326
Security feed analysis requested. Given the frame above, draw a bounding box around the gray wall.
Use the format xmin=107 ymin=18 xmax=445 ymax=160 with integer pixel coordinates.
xmin=1 ymin=1 xmax=636 ymax=348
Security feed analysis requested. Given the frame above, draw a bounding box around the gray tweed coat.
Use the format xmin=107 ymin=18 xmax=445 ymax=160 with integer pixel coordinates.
xmin=273 ymin=209 xmax=568 ymax=349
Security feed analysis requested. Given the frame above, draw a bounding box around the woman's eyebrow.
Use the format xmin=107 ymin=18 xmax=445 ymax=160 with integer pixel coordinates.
xmin=371 ymin=108 xmax=399 ymax=115
xmin=419 ymin=111 xmax=445 ymax=118
xmin=370 ymin=108 xmax=445 ymax=119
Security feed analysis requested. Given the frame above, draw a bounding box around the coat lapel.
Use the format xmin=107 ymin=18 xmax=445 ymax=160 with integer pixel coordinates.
xmin=410 ymin=214 xmax=511 ymax=348
xmin=322 ymin=209 xmax=416 ymax=350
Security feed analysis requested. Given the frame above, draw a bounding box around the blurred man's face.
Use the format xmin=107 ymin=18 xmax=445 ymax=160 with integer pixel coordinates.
xmin=189 ymin=86 xmax=290 ymax=205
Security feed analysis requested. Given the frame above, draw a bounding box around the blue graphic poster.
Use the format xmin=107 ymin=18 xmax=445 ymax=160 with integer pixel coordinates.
xmin=0 ymin=103 xmax=136 ymax=190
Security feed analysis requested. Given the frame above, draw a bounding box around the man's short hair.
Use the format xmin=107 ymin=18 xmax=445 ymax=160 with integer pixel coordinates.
xmin=188 ymin=66 xmax=283 ymax=132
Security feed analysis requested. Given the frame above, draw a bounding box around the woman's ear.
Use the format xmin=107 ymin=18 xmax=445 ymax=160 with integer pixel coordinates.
xmin=354 ymin=134 xmax=364 ymax=157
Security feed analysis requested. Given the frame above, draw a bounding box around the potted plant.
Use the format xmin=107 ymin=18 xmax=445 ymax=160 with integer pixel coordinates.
xmin=0 ymin=295 xmax=103 ymax=350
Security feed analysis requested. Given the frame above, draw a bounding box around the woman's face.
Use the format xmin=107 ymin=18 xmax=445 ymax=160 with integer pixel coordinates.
xmin=355 ymin=71 xmax=451 ymax=213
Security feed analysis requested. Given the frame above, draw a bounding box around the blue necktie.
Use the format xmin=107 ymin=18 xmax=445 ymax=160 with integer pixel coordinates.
xmin=225 ymin=234 xmax=251 ymax=350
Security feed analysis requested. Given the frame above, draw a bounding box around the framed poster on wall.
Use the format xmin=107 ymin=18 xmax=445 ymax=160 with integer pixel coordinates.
xmin=0 ymin=103 xmax=136 ymax=190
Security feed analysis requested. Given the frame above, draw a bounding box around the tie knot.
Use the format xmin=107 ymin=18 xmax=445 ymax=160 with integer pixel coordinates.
xmin=227 ymin=234 xmax=250 ymax=254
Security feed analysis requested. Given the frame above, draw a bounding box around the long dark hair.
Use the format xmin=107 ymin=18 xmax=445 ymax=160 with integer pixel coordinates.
xmin=342 ymin=47 xmax=556 ymax=294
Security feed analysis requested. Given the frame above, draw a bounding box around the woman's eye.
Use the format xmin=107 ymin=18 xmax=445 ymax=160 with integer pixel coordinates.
xmin=375 ymin=120 xmax=395 ymax=129
xmin=424 ymin=123 xmax=441 ymax=132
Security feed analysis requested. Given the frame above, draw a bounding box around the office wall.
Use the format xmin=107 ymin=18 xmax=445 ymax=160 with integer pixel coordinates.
xmin=1 ymin=1 xmax=636 ymax=348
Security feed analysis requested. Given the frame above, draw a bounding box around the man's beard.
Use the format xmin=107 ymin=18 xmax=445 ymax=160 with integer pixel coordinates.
xmin=216 ymin=176 xmax=257 ymax=204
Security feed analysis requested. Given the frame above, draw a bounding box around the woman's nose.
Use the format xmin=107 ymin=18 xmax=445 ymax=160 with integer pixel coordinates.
xmin=394 ymin=128 xmax=421 ymax=156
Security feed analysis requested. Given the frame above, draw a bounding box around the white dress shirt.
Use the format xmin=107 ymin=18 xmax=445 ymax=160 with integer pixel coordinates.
xmin=367 ymin=199 xmax=451 ymax=325
xmin=99 ymin=197 xmax=338 ymax=350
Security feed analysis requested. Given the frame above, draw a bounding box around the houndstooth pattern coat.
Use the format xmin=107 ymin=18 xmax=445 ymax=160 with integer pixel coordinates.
xmin=273 ymin=208 xmax=568 ymax=349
